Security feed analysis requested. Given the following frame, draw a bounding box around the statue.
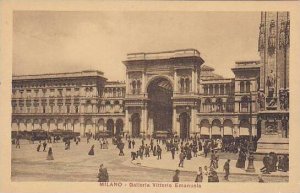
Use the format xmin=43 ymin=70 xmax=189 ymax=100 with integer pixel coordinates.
xmin=279 ymin=89 xmax=289 ymax=110
xmin=279 ymin=21 xmax=286 ymax=49
xmin=266 ymin=70 xmax=275 ymax=97
xmin=268 ymin=20 xmax=276 ymax=55
xmin=257 ymin=90 xmax=265 ymax=110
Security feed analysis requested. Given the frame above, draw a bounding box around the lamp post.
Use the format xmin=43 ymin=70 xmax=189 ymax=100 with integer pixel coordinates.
xmin=246 ymin=91 xmax=256 ymax=172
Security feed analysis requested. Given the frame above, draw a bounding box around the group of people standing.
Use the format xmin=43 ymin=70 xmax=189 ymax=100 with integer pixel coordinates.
xmin=261 ymin=152 xmax=289 ymax=174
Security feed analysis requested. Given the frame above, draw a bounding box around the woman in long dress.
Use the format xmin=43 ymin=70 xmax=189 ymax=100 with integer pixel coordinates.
xmin=88 ymin=145 xmax=95 ymax=155
xmin=195 ymin=167 xmax=203 ymax=182
xmin=47 ymin=143 xmax=54 ymax=160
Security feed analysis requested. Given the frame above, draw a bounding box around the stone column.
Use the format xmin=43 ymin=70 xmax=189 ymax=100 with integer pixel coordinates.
xmin=142 ymin=72 xmax=146 ymax=94
xmin=141 ymin=108 xmax=145 ymax=134
xmin=209 ymin=125 xmax=212 ymax=139
xmin=145 ymin=108 xmax=148 ymax=135
xmin=172 ymin=107 xmax=177 ymax=134
xmin=192 ymin=69 xmax=196 ymax=93
xmin=126 ymin=72 xmax=129 ymax=94
xmin=174 ymin=70 xmax=178 ymax=93
xmin=190 ymin=108 xmax=197 ymax=137
xmin=125 ymin=108 xmax=129 ymax=134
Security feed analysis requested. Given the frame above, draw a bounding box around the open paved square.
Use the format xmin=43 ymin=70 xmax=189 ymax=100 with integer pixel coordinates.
xmin=11 ymin=138 xmax=288 ymax=182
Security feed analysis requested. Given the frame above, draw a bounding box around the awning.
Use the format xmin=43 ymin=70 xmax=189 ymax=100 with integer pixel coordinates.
xmin=223 ymin=126 xmax=233 ymax=135
xmin=239 ymin=127 xmax=250 ymax=136
xmin=200 ymin=126 xmax=209 ymax=135
xmin=211 ymin=126 xmax=221 ymax=135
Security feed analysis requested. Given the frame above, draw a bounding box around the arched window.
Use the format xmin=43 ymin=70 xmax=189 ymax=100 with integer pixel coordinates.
xmin=226 ymin=97 xmax=235 ymax=112
xmin=241 ymin=96 xmax=249 ymax=112
xmin=220 ymin=85 xmax=224 ymax=95
xmin=180 ymin=78 xmax=185 ymax=93
xmin=225 ymin=84 xmax=230 ymax=95
xmin=132 ymin=80 xmax=136 ymax=94
xmin=209 ymin=85 xmax=213 ymax=95
xmin=215 ymin=98 xmax=223 ymax=112
xmin=240 ymin=81 xmax=245 ymax=93
xmin=215 ymin=85 xmax=219 ymax=95
xmin=246 ymin=81 xmax=251 ymax=93
xmin=203 ymin=98 xmax=212 ymax=112
xmin=185 ymin=78 xmax=190 ymax=93
xmin=204 ymin=85 xmax=208 ymax=95
xmin=137 ymin=80 xmax=141 ymax=94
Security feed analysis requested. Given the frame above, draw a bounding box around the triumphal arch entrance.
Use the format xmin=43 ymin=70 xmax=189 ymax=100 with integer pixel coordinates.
xmin=123 ymin=49 xmax=204 ymax=138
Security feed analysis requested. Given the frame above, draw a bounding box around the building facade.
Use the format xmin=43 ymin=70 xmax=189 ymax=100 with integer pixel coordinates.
xmin=11 ymin=50 xmax=260 ymax=140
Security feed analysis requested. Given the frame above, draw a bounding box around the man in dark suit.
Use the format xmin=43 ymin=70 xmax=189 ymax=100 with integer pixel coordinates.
xmin=172 ymin=170 xmax=180 ymax=182
xmin=223 ymin=159 xmax=230 ymax=181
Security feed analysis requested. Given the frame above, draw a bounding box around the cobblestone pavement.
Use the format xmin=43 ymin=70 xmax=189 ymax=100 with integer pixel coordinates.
xmin=11 ymin=139 xmax=288 ymax=182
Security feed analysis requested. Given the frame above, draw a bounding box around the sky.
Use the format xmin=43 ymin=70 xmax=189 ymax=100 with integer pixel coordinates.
xmin=13 ymin=11 xmax=261 ymax=81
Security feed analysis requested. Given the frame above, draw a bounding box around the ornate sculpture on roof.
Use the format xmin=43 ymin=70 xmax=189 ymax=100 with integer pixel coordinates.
xmin=258 ymin=23 xmax=265 ymax=51
xmin=279 ymin=89 xmax=289 ymax=110
xmin=268 ymin=20 xmax=276 ymax=56
xmin=279 ymin=20 xmax=290 ymax=50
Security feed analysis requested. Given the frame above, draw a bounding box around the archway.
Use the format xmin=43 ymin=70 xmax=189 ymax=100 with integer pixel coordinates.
xmin=131 ymin=113 xmax=140 ymax=137
xmin=239 ymin=119 xmax=250 ymax=136
xmin=179 ymin=112 xmax=190 ymax=139
xmin=147 ymin=77 xmax=173 ymax=133
xmin=211 ymin=119 xmax=221 ymax=139
xmin=98 ymin=119 xmax=105 ymax=132
xmin=200 ymin=119 xmax=210 ymax=138
xmin=73 ymin=119 xmax=80 ymax=133
xmin=49 ymin=119 xmax=56 ymax=131
xmin=223 ymin=119 xmax=233 ymax=136
xmin=85 ymin=119 xmax=93 ymax=135
xmin=107 ymin=119 xmax=114 ymax=135
xmin=116 ymin=119 xmax=124 ymax=136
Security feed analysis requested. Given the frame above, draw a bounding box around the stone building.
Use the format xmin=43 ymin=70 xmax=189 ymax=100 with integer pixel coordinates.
xmin=11 ymin=49 xmax=260 ymax=140
xmin=11 ymin=70 xmax=125 ymax=136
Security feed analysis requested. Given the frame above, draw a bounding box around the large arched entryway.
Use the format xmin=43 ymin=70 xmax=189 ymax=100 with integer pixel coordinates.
xmin=116 ymin=119 xmax=124 ymax=136
xmin=179 ymin=112 xmax=190 ymax=139
xmin=107 ymin=119 xmax=114 ymax=135
xmin=147 ymin=77 xmax=173 ymax=133
xmin=131 ymin=113 xmax=141 ymax=137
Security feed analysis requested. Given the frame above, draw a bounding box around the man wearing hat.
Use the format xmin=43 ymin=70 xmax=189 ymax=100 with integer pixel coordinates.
xmin=223 ymin=159 xmax=230 ymax=181
xmin=172 ymin=169 xmax=180 ymax=182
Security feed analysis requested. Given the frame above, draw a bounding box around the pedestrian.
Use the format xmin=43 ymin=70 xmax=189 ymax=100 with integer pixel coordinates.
xmin=43 ymin=141 xmax=47 ymax=152
xmin=192 ymin=145 xmax=198 ymax=157
xmin=132 ymin=140 xmax=135 ymax=149
xmin=195 ymin=167 xmax=203 ymax=182
xmin=223 ymin=159 xmax=230 ymax=181
xmin=99 ymin=139 xmax=103 ymax=149
xmin=208 ymin=167 xmax=219 ymax=182
xmin=118 ymin=141 xmax=125 ymax=156
xmin=153 ymin=145 xmax=157 ymax=156
xmin=172 ymin=169 xmax=180 ymax=182
xmin=15 ymin=138 xmax=20 ymax=149
xmin=157 ymin=145 xmax=162 ymax=160
xmin=46 ymin=143 xmax=54 ymax=160
xmin=170 ymin=145 xmax=176 ymax=160
xmin=37 ymin=141 xmax=42 ymax=152
xmin=145 ymin=144 xmax=150 ymax=157
xmin=128 ymin=139 xmax=131 ymax=149
xmin=260 ymin=154 xmax=270 ymax=174
xmin=178 ymin=151 xmax=185 ymax=167
xmin=97 ymin=164 xmax=109 ymax=182
xmin=88 ymin=145 xmax=95 ymax=156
